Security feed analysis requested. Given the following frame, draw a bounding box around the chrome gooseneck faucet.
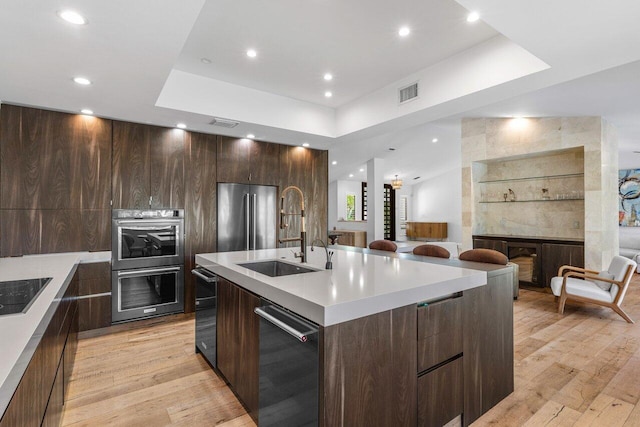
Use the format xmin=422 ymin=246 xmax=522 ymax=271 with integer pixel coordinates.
xmin=311 ymin=239 xmax=334 ymax=270
xmin=278 ymin=185 xmax=307 ymax=263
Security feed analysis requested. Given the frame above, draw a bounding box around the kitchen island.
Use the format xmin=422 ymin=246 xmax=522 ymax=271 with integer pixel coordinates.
xmin=196 ymin=247 xmax=514 ymax=426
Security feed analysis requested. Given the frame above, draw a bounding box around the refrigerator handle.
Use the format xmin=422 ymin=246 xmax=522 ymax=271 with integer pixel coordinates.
xmin=252 ymin=193 xmax=257 ymax=250
xmin=245 ymin=193 xmax=250 ymax=250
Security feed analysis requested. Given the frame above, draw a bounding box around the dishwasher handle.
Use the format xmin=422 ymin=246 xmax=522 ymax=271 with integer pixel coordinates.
xmin=255 ymin=306 xmax=317 ymax=343
xmin=191 ymin=268 xmax=217 ymax=283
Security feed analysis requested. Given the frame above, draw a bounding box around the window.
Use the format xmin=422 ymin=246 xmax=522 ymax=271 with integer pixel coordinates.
xmin=346 ymin=193 xmax=356 ymax=221
xmin=399 ymin=196 xmax=408 ymax=238
xmin=361 ymin=183 xmax=396 ymax=240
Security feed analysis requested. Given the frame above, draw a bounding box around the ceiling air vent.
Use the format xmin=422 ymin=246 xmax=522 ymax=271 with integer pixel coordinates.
xmin=399 ymin=82 xmax=419 ymax=104
xmin=209 ymin=117 xmax=239 ymax=128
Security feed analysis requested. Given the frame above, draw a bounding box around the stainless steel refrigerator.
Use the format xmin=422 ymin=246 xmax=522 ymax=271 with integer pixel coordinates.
xmin=217 ymin=183 xmax=278 ymax=252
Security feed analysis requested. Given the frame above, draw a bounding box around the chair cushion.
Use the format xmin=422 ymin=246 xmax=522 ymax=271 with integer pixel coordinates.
xmin=607 ymin=255 xmax=636 ymax=282
xmin=593 ymin=271 xmax=615 ymax=291
xmin=549 ymin=276 xmax=613 ymax=303
xmin=368 ymin=240 xmax=398 ymax=252
xmin=412 ymin=244 xmax=451 ymax=258
xmin=459 ymin=249 xmax=508 ymax=265
xmin=619 ymin=247 xmax=640 ymax=260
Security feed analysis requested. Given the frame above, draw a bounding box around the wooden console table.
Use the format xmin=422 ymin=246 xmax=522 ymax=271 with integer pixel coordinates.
xmin=406 ymin=222 xmax=448 ymax=240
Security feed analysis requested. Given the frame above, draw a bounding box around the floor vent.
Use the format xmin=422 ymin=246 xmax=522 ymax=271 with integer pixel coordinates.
xmin=399 ymin=82 xmax=419 ymax=104
xmin=209 ymin=117 xmax=239 ymax=128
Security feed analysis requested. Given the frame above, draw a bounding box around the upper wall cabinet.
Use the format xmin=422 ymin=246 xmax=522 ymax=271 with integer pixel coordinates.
xmin=216 ymin=137 xmax=280 ymax=186
xmin=112 ymin=121 xmax=185 ymax=209
xmin=0 ymin=105 xmax=112 ymax=210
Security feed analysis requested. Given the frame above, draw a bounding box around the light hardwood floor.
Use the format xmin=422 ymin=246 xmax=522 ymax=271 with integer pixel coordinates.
xmin=62 ymin=274 xmax=640 ymax=426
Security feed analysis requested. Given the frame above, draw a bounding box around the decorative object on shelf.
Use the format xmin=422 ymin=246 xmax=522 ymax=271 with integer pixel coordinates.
xmin=619 ymin=169 xmax=640 ymax=227
xmin=542 ymin=188 xmax=550 ymax=200
xmin=508 ymin=188 xmax=516 ymax=202
xmin=503 ymin=193 xmax=508 ymax=202
xmin=391 ymin=175 xmax=403 ymax=190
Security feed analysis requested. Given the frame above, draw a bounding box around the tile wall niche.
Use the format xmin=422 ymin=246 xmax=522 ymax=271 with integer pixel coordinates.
xmin=461 ymin=117 xmax=618 ymax=270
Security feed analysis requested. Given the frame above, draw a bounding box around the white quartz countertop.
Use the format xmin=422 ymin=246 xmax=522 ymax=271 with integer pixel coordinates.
xmin=196 ymin=247 xmax=487 ymax=326
xmin=0 ymin=251 xmax=110 ymax=409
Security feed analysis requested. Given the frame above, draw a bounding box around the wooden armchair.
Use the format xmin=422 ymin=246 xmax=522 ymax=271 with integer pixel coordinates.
xmin=550 ymin=255 xmax=637 ymax=323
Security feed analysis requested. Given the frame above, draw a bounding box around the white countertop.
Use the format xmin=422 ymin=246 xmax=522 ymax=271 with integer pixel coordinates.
xmin=0 ymin=251 xmax=110 ymax=407
xmin=196 ymin=247 xmax=487 ymax=326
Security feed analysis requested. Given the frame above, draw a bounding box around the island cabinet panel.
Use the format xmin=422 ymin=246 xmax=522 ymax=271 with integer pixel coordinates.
xmin=0 ymin=270 xmax=79 ymax=427
xmin=320 ymin=304 xmax=417 ymax=427
xmin=418 ymin=356 xmax=463 ymax=427
xmin=216 ymin=137 xmax=280 ymax=185
xmin=184 ymin=132 xmax=217 ymax=313
xmin=112 ymin=121 xmax=186 ymax=209
xmin=462 ymin=272 xmax=514 ymax=426
xmin=417 ymin=296 xmax=463 ymax=372
xmin=216 ymin=278 xmax=260 ymax=422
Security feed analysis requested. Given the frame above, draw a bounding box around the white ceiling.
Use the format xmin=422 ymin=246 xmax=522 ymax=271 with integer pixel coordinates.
xmin=1 ymin=0 xmax=640 ymax=186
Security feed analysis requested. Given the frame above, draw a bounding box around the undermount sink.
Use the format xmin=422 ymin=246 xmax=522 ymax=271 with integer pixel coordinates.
xmin=238 ymin=260 xmax=319 ymax=277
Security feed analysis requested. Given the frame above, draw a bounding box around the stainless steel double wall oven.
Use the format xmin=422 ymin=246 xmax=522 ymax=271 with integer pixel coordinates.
xmin=111 ymin=209 xmax=185 ymax=323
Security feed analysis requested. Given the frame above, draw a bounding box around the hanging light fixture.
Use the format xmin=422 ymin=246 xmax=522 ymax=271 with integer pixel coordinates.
xmin=391 ymin=174 xmax=403 ymax=190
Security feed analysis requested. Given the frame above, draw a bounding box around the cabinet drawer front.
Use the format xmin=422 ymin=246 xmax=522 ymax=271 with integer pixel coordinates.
xmin=417 ymin=296 xmax=462 ymax=372
xmin=418 ymin=357 xmax=463 ymax=427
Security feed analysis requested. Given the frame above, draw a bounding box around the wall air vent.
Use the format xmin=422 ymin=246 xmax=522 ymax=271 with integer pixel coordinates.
xmin=209 ymin=117 xmax=240 ymax=128
xmin=399 ymin=82 xmax=419 ymax=104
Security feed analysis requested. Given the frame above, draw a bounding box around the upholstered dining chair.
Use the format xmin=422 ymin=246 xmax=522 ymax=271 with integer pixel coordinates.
xmin=368 ymin=240 xmax=398 ymax=252
xmin=550 ymin=255 xmax=637 ymax=323
xmin=413 ymin=244 xmax=451 ymax=259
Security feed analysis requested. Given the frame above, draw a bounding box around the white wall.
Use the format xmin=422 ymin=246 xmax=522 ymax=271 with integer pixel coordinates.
xmin=329 ymin=180 xmax=367 ymax=231
xmin=411 ymin=168 xmax=463 ymax=243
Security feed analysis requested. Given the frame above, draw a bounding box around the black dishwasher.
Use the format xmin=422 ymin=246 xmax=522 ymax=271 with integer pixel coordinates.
xmin=192 ymin=268 xmax=217 ymax=367
xmin=255 ymin=300 xmax=319 ymax=426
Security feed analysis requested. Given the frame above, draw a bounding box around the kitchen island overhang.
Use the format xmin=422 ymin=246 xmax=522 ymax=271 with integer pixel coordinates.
xmin=195 ymin=247 xmax=488 ymax=326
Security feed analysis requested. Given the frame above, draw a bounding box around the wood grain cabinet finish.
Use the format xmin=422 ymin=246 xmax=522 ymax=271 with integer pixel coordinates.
xmin=0 ymin=271 xmax=79 ymax=427
xmin=462 ymin=273 xmax=514 ymax=426
xmin=418 ymin=357 xmax=463 ymax=427
xmin=541 ymin=243 xmax=584 ymax=287
xmin=217 ymin=137 xmax=280 ymax=185
xmin=112 ymin=121 xmax=185 ymax=209
xmin=417 ymin=296 xmax=463 ymax=373
xmin=77 ymin=262 xmax=112 ymax=332
xmin=184 ymin=132 xmax=217 ymax=313
xmin=0 ymin=105 xmax=112 ymax=256
xmin=472 ymin=238 xmax=508 ymax=256
xmin=216 ymin=278 xmax=260 ymax=422
xmin=407 ymin=222 xmax=448 ymax=240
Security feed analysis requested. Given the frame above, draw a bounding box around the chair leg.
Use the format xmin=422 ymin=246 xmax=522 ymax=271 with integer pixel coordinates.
xmin=612 ymin=305 xmax=634 ymax=324
xmin=558 ymin=294 xmax=567 ymax=314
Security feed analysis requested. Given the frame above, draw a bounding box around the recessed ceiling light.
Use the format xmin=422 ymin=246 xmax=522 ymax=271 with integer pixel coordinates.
xmin=324 ymin=73 xmax=333 ymax=81
xmin=325 ymin=91 xmax=333 ymax=98
xmin=467 ymin=12 xmax=480 ymax=22
xmin=302 ymin=142 xmax=310 ymax=147
xmin=359 ymin=168 xmax=364 ymax=172
xmin=80 ymin=109 xmax=93 ymax=115
xmin=332 ymin=161 xmax=337 ymax=165
xmin=58 ymin=10 xmax=87 ymax=25
xmin=176 ymin=123 xmax=187 ymax=129
xmin=398 ymin=26 xmax=411 ymax=37
xmin=247 ymin=133 xmax=255 ymax=139
xmin=73 ymin=76 xmax=91 ymax=85
xmin=201 ymin=58 xmax=212 ymax=64
xmin=349 ymin=174 xmax=354 ymax=178
xmin=246 ymin=49 xmax=257 ymax=58
xmin=432 ymin=138 xmax=438 ymax=143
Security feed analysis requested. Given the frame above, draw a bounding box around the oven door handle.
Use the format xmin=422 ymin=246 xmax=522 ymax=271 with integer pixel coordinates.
xmin=117 ymin=266 xmax=181 ymax=277
xmin=116 ymin=219 xmax=182 ymax=225
xmin=119 ymin=225 xmax=176 ymax=232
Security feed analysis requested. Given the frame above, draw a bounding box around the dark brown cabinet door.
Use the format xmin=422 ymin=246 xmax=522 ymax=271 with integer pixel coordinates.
xmin=217 ymin=137 xmax=251 ymax=183
xmin=541 ymin=243 xmax=584 ymax=287
xmin=249 ymin=140 xmax=280 ymax=186
xmin=417 ymin=357 xmax=463 ymax=427
xmin=113 ymin=121 xmax=185 ymax=209
xmin=473 ymin=238 xmax=508 ymax=255
xmin=216 ymin=278 xmax=260 ymax=422
xmin=41 ymin=360 xmax=64 ymax=427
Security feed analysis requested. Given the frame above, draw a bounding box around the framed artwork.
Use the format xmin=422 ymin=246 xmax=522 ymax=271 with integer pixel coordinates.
xmin=619 ymin=169 xmax=640 ymax=226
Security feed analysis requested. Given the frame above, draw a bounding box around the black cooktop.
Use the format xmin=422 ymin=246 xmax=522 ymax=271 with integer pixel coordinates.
xmin=0 ymin=277 xmax=52 ymax=316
